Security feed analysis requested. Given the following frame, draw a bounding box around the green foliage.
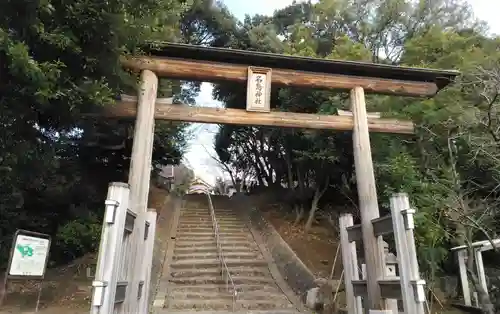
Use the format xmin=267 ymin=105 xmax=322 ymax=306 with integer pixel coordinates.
xmin=54 ymin=213 xmax=102 ymax=263
xmin=0 ymin=0 xmax=192 ymax=265
xmin=326 ymin=36 xmax=372 ymax=61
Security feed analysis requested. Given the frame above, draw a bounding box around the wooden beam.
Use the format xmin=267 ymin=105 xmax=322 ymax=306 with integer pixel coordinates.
xmin=120 ymin=56 xmax=438 ymax=97
xmin=102 ymin=101 xmax=414 ymax=134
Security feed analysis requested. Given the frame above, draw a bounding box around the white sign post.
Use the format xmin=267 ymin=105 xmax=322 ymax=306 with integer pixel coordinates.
xmin=0 ymin=230 xmax=51 ymax=311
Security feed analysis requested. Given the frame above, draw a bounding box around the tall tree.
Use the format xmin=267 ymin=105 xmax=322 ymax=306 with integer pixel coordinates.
xmin=0 ymin=0 xmax=190 ymax=264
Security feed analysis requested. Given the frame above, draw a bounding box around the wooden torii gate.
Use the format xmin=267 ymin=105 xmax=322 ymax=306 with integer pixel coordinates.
xmin=95 ymin=43 xmax=458 ymax=313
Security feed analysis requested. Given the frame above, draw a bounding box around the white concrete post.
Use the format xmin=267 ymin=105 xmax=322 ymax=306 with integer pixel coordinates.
xmin=340 ymin=214 xmax=362 ymax=314
xmin=138 ymin=210 xmax=158 ymax=313
xmin=390 ymin=193 xmax=423 ymax=314
xmin=90 ymin=182 xmax=130 ymax=314
xmin=474 ymin=249 xmax=488 ymax=299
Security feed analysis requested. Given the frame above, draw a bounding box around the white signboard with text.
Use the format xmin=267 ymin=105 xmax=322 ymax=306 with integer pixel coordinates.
xmin=246 ymin=67 xmax=272 ymax=112
xmin=8 ymin=231 xmax=51 ymax=278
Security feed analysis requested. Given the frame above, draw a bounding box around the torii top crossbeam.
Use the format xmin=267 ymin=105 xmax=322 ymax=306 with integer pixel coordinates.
xmin=122 ymin=42 xmax=459 ymax=97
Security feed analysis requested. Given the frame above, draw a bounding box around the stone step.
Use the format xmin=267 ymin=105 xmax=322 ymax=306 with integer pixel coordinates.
xmin=181 ymin=210 xmax=238 ymax=214
xmin=157 ymin=311 xmax=301 ymax=314
xmin=180 ymin=215 xmax=240 ymax=220
xmin=174 ymin=245 xmax=259 ymax=254
xmin=177 ymin=222 xmax=247 ymax=229
xmin=177 ymin=220 xmax=243 ymax=226
xmin=173 ymin=251 xmax=261 ymax=261
xmin=167 ymin=298 xmax=295 ymax=311
xmin=171 ymin=258 xmax=268 ymax=269
xmin=166 ymin=298 xmax=230 ymax=311
xmin=177 ymin=220 xmax=244 ymax=230
xmin=170 ymin=266 xmax=269 ymax=278
xmin=179 ymin=214 xmax=241 ymax=222
xmin=175 ymin=234 xmax=250 ymax=241
xmin=176 ymin=230 xmax=247 ymax=237
xmin=175 ymin=235 xmax=251 ymax=242
xmin=176 ymin=226 xmax=247 ymax=232
xmin=178 ymin=217 xmax=241 ymax=223
xmin=174 ymin=240 xmax=257 ymax=248
xmin=169 ymin=290 xmax=289 ymax=301
xmin=179 ymin=215 xmax=211 ymax=220
xmin=181 ymin=212 xmax=237 ymax=217
xmin=169 ymin=275 xmax=275 ymax=285
xmin=182 ymin=208 xmax=233 ymax=212
xmin=176 ymin=232 xmax=250 ymax=239
xmin=167 ymin=283 xmax=281 ymax=292
xmin=184 ymin=208 xmax=236 ymax=211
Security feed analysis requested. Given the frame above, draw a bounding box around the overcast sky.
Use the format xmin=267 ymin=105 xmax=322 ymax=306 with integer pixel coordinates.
xmin=183 ymin=0 xmax=500 ymax=186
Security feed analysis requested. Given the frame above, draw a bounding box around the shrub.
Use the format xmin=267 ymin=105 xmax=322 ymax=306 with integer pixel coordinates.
xmin=54 ymin=213 xmax=101 ymax=263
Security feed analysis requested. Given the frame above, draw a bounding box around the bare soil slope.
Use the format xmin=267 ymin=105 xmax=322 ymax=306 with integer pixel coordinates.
xmin=258 ymin=203 xmax=341 ymax=279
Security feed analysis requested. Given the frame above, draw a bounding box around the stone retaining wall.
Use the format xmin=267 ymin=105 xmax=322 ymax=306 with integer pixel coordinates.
xmin=148 ymin=193 xmax=181 ymax=311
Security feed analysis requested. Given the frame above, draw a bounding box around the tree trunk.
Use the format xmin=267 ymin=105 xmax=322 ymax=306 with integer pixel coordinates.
xmin=294 ymin=204 xmax=304 ymax=224
xmin=251 ymin=159 xmax=265 ymax=186
xmin=227 ymin=169 xmax=237 ymax=189
xmin=305 ymin=188 xmax=321 ymax=233
xmin=284 ymin=149 xmax=294 ymax=188
xmin=470 ymin=271 xmax=494 ymax=314
xmin=297 ymin=166 xmax=305 ymax=196
xmin=305 ymin=176 xmax=330 ymax=233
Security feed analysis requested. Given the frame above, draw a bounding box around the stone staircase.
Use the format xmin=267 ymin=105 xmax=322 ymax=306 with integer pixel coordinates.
xmin=156 ymin=195 xmax=302 ymax=313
